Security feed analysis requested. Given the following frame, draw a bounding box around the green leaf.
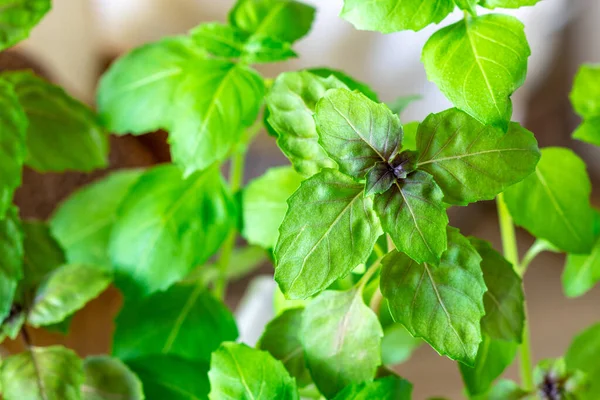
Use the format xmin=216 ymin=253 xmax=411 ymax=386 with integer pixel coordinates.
xmin=380 ymin=227 xmax=486 ymax=365
xmin=208 ymin=342 xmax=299 ymax=400
xmin=0 ymin=0 xmax=50 ymax=51
xmin=387 ymin=95 xmax=421 ymax=116
xmin=266 ymin=71 xmax=343 ymax=177
xmin=0 ymin=307 xmax=25 ymax=340
xmin=127 ymin=355 xmax=209 ymax=400
xmin=315 ymin=88 xmax=402 ymax=179
xmin=422 ymin=14 xmax=530 ymax=131
xmin=258 ymin=307 xmax=311 ymax=387
xmin=333 ymin=376 xmax=412 ymax=399
xmin=229 ymin=0 xmax=315 ymax=43
xmin=308 ymin=67 xmax=379 ymax=102
xmin=341 ymin=0 xmax=455 ymax=33
xmin=0 ymin=345 xmax=84 ymax=400
xmin=401 ymin=121 xmax=419 ymax=151
xmin=374 ymin=170 xmax=449 ymax=265
xmin=474 ymin=379 xmax=529 ymax=400
xmin=300 ymin=289 xmax=383 ymax=398
xmin=504 ymin=147 xmax=595 ymax=254
xmin=566 ymin=323 xmax=600 ymax=399
xmin=573 ymin=118 xmax=600 ymax=147
xmin=454 ymin=0 xmax=478 ymax=14
xmin=0 ymin=80 xmax=26 ymax=217
xmin=470 ymin=238 xmax=524 ymax=342
xmin=365 ymin=162 xmax=397 ymax=197
xmin=242 ymin=166 xmax=303 ymax=249
xmin=479 ymin=0 xmax=542 ymax=9
xmin=97 ymin=36 xmax=264 ymax=175
xmin=416 ymin=109 xmax=540 ymax=205
xmin=184 ymin=245 xmax=267 ymax=284
xmin=570 ymin=65 xmax=600 ymax=146
xmin=28 ymin=264 xmax=111 ymax=327
xmin=113 ymin=283 xmax=237 ymax=363
xmin=109 ymin=164 xmax=235 ymax=295
xmin=0 ymin=208 xmax=23 ymax=322
xmin=562 ymin=214 xmax=600 ymax=298
xmin=459 ymin=335 xmax=518 ymax=396
xmin=274 ymin=169 xmax=381 ymax=299
xmin=50 ymin=170 xmax=142 ymax=268
xmin=82 ymin=356 xmax=143 ymax=400
xmin=4 ymin=71 xmax=108 ymax=172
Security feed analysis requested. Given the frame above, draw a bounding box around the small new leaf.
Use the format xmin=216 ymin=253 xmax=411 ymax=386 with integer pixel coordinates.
xmin=380 ymin=227 xmax=486 ymax=365
xmin=416 ymin=109 xmax=540 ymax=205
xmin=422 ymin=14 xmax=530 ymax=131
xmin=82 ymin=356 xmax=144 ymax=400
xmin=0 ymin=0 xmax=50 ymax=51
xmin=300 ymin=289 xmax=383 ymax=398
xmin=208 ymin=342 xmax=299 ymax=400
xmin=333 ymin=376 xmax=413 ymax=400
xmin=274 ymin=169 xmax=382 ymax=299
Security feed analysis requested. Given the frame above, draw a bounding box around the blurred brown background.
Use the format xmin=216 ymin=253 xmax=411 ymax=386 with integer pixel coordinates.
xmin=1 ymin=0 xmax=599 ymax=398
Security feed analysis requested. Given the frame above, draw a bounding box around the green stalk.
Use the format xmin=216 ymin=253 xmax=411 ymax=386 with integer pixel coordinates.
xmin=496 ymin=193 xmax=534 ymax=391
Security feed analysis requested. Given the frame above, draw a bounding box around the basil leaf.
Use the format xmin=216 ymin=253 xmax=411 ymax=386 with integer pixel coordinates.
xmin=573 ymin=118 xmax=600 ymax=147
xmin=27 ymin=264 xmax=111 ymax=327
xmin=459 ymin=335 xmax=518 ymax=396
xmin=0 ymin=0 xmax=50 ymax=50
xmin=454 ymin=0 xmax=478 ymax=14
xmin=308 ymin=68 xmax=380 ymax=102
xmin=50 ymin=170 xmax=142 ymax=268
xmin=0 ymin=208 xmax=23 ymax=322
xmin=333 ymin=376 xmax=412 ymax=400
xmin=242 ymin=166 xmax=303 ymax=249
xmin=0 ymin=80 xmax=26 ymax=217
xmin=229 ymin=0 xmax=315 ymax=43
xmin=300 ymin=289 xmax=383 ymax=398
xmin=4 ymin=71 xmax=108 ymax=172
xmin=97 ymin=37 xmax=264 ymax=175
xmin=504 ymin=147 xmax=595 ymax=254
xmin=127 ymin=355 xmax=210 ymax=400
xmin=365 ymin=162 xmax=397 ymax=196
xmin=0 ymin=345 xmax=84 ymax=400
xmin=401 ymin=121 xmax=419 ymax=151
xmin=570 ymin=65 xmax=600 ymax=146
xmin=266 ymin=71 xmax=343 ymax=177
xmin=113 ymin=283 xmax=237 ymax=363
xmin=274 ymin=169 xmax=382 ymax=299
xmin=109 ymin=164 xmax=235 ymax=296
xmin=82 ymin=356 xmax=143 ymax=400
xmin=422 ymin=14 xmax=530 ymax=131
xmin=258 ymin=307 xmax=311 ymax=387
xmin=475 ymin=379 xmax=530 ymax=400
xmin=566 ymin=323 xmax=600 ymax=399
xmin=374 ymin=170 xmax=448 ymax=265
xmin=341 ymin=0 xmax=455 ymax=33
xmin=416 ymin=109 xmax=540 ymax=205
xmin=208 ymin=342 xmax=299 ymax=400
xmin=315 ymin=88 xmax=402 ymax=179
xmin=380 ymin=227 xmax=486 ymax=365
xmin=480 ymin=0 xmax=542 ymax=9
xmin=470 ymin=238 xmax=524 ymax=342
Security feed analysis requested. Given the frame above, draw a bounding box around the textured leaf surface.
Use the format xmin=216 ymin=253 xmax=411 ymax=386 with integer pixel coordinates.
xmin=570 ymin=65 xmax=600 ymax=146
xmin=274 ymin=169 xmax=381 ymax=299
xmin=208 ymin=342 xmax=298 ymax=400
xmin=258 ymin=307 xmax=311 ymax=387
xmin=0 ymin=208 xmax=23 ymax=322
xmin=459 ymin=335 xmax=518 ymax=396
xmin=504 ymin=147 xmax=595 ymax=254
xmin=242 ymin=166 xmax=303 ymax=249
xmin=422 ymin=14 xmax=530 ymax=131
xmin=229 ymin=0 xmax=315 ymax=43
xmin=109 ymin=164 xmax=235 ymax=295
xmin=5 ymin=71 xmax=108 ymax=172
xmin=566 ymin=323 xmax=600 ymax=400
xmin=308 ymin=67 xmax=379 ymax=101
xmin=300 ymin=289 xmax=383 ymax=398
xmin=0 ymin=80 xmax=26 ymax=217
xmin=113 ymin=283 xmax=237 ymax=363
xmin=480 ymin=0 xmax=542 ymax=9
xmin=454 ymin=0 xmax=478 ymax=13
xmin=471 ymin=238 xmax=524 ymax=342
xmin=27 ymin=264 xmax=111 ymax=327
xmin=0 ymin=346 xmax=84 ymax=400
xmin=416 ymin=109 xmax=540 ymax=205
xmin=97 ymin=37 xmax=264 ymax=174
xmin=51 ymin=170 xmax=142 ymax=268
xmin=0 ymin=0 xmax=50 ymax=50
xmin=127 ymin=355 xmax=209 ymax=400
xmin=380 ymin=228 xmax=486 ymax=364
xmin=374 ymin=170 xmax=448 ymax=265
xmin=341 ymin=0 xmax=455 ymax=33
xmin=315 ymin=88 xmax=402 ymax=178
xmin=82 ymin=356 xmax=143 ymax=400
xmin=333 ymin=376 xmax=412 ymax=400
xmin=266 ymin=71 xmax=343 ymax=176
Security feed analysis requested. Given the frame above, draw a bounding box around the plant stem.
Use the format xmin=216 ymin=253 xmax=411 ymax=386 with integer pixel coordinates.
xmin=496 ymin=193 xmax=534 ymax=391
xmin=519 ymin=239 xmax=553 ymax=276
xmin=357 ymin=258 xmax=382 ymax=292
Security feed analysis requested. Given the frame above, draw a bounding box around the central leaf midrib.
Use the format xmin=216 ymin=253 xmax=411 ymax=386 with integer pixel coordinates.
xmin=417 ymin=148 xmax=530 ymax=167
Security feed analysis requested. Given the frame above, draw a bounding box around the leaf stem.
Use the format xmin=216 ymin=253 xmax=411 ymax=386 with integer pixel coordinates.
xmin=357 ymin=258 xmax=382 ymax=292
xmin=496 ymin=193 xmax=534 ymax=391
xmin=519 ymin=239 xmax=554 ymax=276
xmin=369 ymin=287 xmax=383 ymax=314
